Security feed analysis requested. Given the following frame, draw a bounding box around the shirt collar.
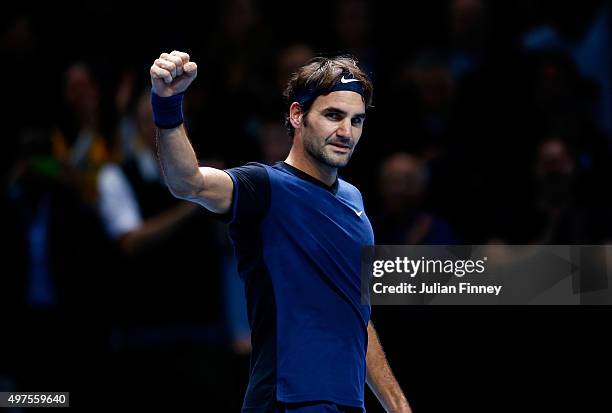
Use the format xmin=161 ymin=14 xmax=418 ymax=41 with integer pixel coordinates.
xmin=277 ymin=162 xmax=339 ymax=194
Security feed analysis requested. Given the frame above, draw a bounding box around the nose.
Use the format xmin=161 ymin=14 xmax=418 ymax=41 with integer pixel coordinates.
xmin=336 ymin=118 xmax=353 ymax=140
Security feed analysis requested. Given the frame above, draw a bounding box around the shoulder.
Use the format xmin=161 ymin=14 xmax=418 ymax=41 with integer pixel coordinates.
xmin=337 ymin=177 xmax=366 ymax=210
xmin=338 ymin=177 xmax=363 ymax=199
xmin=223 ymin=162 xmax=271 ymax=224
xmin=226 ymin=161 xmax=268 ymax=173
xmin=225 ymin=162 xmax=269 ymax=185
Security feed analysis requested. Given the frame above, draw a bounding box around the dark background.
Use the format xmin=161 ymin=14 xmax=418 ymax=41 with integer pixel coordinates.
xmin=2 ymin=1 xmax=611 ymax=411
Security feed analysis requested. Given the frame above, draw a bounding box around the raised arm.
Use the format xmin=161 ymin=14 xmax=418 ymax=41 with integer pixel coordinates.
xmin=150 ymin=51 xmax=233 ymax=214
xmin=366 ymin=321 xmax=412 ymax=413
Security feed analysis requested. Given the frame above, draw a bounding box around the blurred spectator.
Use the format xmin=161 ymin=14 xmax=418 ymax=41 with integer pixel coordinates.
xmin=530 ymin=138 xmax=591 ymax=244
xmin=522 ymin=3 xmax=611 ymax=137
xmin=531 ymin=53 xmax=597 ymax=135
xmin=275 ymin=44 xmax=316 ymax=95
xmin=526 ymin=51 xmax=609 ymax=185
xmin=95 ymin=88 xmax=228 ymax=397
xmin=97 ymin=90 xmax=200 ymax=254
xmin=257 ymin=119 xmax=293 ymax=165
xmin=448 ymin=0 xmax=487 ymax=80
xmin=198 ymin=0 xmax=274 ymax=165
xmin=393 ymin=51 xmax=456 ymax=159
xmin=2 ymin=2 xmax=611 ymax=409
xmin=333 ymin=0 xmax=377 ymax=77
xmin=238 ymin=43 xmax=314 ymax=165
xmin=3 ymin=15 xmax=54 ymax=179
xmin=96 ymin=88 xmax=222 ymax=326
xmin=114 ymin=69 xmax=140 ymax=160
xmin=374 ymin=51 xmax=460 ymax=225
xmin=60 ymin=63 xmax=109 ymax=166
xmin=261 ymin=43 xmax=315 ymax=117
xmin=3 ymin=125 xmax=111 ymax=394
xmin=372 ymin=153 xmax=457 ymax=245
xmin=488 ymin=137 xmax=610 ymax=244
xmin=52 ymin=62 xmax=113 ymax=203
xmin=573 ymin=5 xmax=611 ymax=138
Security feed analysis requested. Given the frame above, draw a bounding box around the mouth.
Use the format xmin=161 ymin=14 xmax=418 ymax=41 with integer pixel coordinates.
xmin=327 ymin=142 xmax=352 ymax=153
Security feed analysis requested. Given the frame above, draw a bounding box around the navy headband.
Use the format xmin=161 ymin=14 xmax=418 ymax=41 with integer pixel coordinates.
xmin=295 ymin=71 xmax=365 ymax=107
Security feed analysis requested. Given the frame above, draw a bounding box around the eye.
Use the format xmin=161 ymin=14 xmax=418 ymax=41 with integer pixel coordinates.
xmin=351 ymin=117 xmax=364 ymax=126
xmin=326 ymin=112 xmax=342 ymax=121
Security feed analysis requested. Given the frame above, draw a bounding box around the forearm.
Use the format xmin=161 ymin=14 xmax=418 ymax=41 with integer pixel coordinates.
xmin=366 ymin=322 xmax=412 ymax=413
xmin=156 ymin=124 xmax=205 ymax=199
xmin=120 ymin=201 xmax=198 ymax=254
xmin=150 ymin=51 xmax=232 ymax=214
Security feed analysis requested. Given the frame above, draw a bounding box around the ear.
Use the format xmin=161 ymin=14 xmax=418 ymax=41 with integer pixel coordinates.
xmin=289 ymin=102 xmax=303 ymax=129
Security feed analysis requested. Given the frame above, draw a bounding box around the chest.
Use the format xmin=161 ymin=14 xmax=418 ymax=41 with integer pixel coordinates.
xmin=269 ymin=180 xmax=374 ymax=250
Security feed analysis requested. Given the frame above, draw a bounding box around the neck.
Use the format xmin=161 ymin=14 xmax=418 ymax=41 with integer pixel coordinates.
xmin=285 ymin=145 xmax=338 ymax=187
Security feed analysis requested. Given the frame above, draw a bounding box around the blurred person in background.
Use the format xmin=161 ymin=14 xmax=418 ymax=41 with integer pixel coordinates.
xmin=372 ymin=152 xmax=457 ymax=245
xmin=97 ymin=88 xmax=201 ymax=255
xmin=387 ymin=50 xmax=456 ymax=159
xmin=95 ymin=86 xmax=228 ymax=400
xmin=256 ymin=118 xmax=293 ymax=165
xmin=249 ymin=43 xmax=315 ymax=164
xmin=482 ymin=43 xmax=611 ymax=245
xmin=261 ymin=43 xmax=315 ymax=117
xmin=521 ymin=1 xmax=611 ymax=138
xmin=52 ymin=62 xmax=113 ymax=204
xmin=532 ymin=137 xmax=581 ymax=244
xmin=3 ymin=124 xmax=111 ymax=398
xmin=274 ymin=45 xmax=316 ymax=97
xmin=448 ymin=0 xmax=487 ymax=80
xmin=528 ymin=51 xmax=608 ymax=178
xmin=529 ymin=137 xmax=607 ymax=245
xmin=332 ymin=0 xmax=377 ymax=77
xmin=378 ymin=51 xmax=459 ymax=228
xmin=3 ymin=15 xmax=46 ymax=179
xmin=199 ymin=0 xmax=274 ymax=165
xmin=487 ymin=136 xmax=610 ymax=244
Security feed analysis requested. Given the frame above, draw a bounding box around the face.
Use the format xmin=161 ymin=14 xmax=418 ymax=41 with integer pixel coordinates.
xmin=296 ymin=91 xmax=366 ymax=168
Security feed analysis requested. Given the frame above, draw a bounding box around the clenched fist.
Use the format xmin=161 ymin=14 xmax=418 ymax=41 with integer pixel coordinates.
xmin=150 ymin=50 xmax=197 ymax=97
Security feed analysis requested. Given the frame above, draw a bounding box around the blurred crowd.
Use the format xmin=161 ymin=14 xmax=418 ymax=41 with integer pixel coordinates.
xmin=1 ymin=0 xmax=611 ymax=409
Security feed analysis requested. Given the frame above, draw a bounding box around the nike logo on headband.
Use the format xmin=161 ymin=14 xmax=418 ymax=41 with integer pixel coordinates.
xmin=340 ymin=76 xmax=360 ymax=84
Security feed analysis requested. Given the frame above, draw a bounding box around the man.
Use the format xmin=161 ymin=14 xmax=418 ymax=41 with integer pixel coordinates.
xmin=150 ymin=51 xmax=411 ymax=413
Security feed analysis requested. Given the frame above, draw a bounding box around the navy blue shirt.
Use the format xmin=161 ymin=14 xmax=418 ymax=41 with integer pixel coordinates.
xmin=224 ymin=162 xmax=374 ymax=412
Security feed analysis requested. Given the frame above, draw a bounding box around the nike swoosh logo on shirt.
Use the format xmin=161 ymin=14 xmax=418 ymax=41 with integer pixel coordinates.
xmin=340 ymin=76 xmax=360 ymax=84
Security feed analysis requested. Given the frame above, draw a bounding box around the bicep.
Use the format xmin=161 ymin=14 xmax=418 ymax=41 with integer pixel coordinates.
xmin=187 ymin=166 xmax=234 ymax=214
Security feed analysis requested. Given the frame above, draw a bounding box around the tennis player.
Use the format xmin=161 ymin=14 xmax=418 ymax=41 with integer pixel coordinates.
xmin=150 ymin=50 xmax=411 ymax=413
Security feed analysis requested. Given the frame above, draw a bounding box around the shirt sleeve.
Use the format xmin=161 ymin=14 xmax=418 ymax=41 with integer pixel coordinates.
xmin=97 ymin=163 xmax=143 ymax=239
xmin=223 ymin=162 xmax=270 ymax=225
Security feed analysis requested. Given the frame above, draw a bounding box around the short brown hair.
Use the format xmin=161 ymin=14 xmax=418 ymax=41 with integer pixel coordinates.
xmin=283 ymin=56 xmax=374 ymax=137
